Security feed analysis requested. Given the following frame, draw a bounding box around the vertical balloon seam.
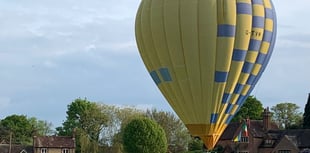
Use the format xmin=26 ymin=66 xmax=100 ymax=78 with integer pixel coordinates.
xmin=140 ymin=0 xmax=157 ymax=75
xmin=231 ymin=0 xmax=263 ymax=114
xmin=234 ymin=0 xmax=276 ymax=116
xmin=229 ymin=0 xmax=266 ymax=118
xmin=208 ymin=0 xmax=221 ymax=136
xmin=253 ymin=0 xmax=276 ymax=84
xmin=218 ymin=0 xmax=243 ymax=138
xmin=137 ymin=0 xmax=158 ymax=82
xmin=211 ymin=0 xmax=223 ymax=129
xmin=156 ymin=0 xmax=178 ymax=121
xmin=140 ymin=0 xmax=173 ymax=113
xmin=196 ymin=0 xmax=205 ymax=125
xmin=214 ymin=0 xmax=237 ymax=135
xmin=197 ymin=0 xmax=218 ymax=125
xmin=160 ymin=0 xmax=184 ymax=123
xmin=142 ymin=0 xmax=162 ymax=85
xmin=135 ymin=1 xmax=148 ymax=70
xmin=245 ymin=0 xmax=277 ymax=99
xmin=218 ymin=0 xmax=253 ymax=130
xmin=161 ymin=0 xmax=189 ymax=123
xmin=197 ymin=0 xmax=205 ymax=125
xmin=156 ymin=0 xmax=181 ymax=121
xmin=213 ymin=0 xmax=225 ymax=136
xmin=181 ymin=0 xmax=203 ymax=123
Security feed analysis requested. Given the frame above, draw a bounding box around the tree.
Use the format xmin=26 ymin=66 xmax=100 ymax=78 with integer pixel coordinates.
xmin=0 ymin=115 xmax=33 ymax=144
xmin=187 ymin=137 xmax=204 ymax=153
xmin=303 ymin=94 xmax=310 ymax=129
xmin=122 ymin=118 xmax=167 ymax=153
xmin=100 ymin=105 xmax=144 ymax=150
xmin=28 ymin=117 xmax=54 ymax=136
xmin=232 ymin=96 xmax=264 ymax=122
xmin=56 ymin=98 xmax=108 ymax=153
xmin=271 ymin=102 xmax=303 ymax=129
xmin=145 ymin=109 xmax=191 ymax=153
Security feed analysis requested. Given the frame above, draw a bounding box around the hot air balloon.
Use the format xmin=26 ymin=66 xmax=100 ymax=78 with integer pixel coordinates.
xmin=135 ymin=0 xmax=276 ymax=150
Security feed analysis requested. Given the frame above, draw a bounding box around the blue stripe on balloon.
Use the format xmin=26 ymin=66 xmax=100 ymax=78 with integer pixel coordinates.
xmin=256 ymin=53 xmax=267 ymax=64
xmin=222 ymin=93 xmax=231 ymax=104
xmin=236 ymin=95 xmax=247 ymax=105
xmin=252 ymin=0 xmax=263 ymax=5
xmin=265 ymin=8 xmax=273 ymax=19
xmin=150 ymin=71 xmax=161 ymax=85
xmin=225 ymin=103 xmax=234 ymax=114
xmin=263 ymin=30 xmax=273 ymax=42
xmin=210 ymin=113 xmax=219 ymax=124
xmin=232 ymin=49 xmax=247 ymax=61
xmin=249 ymin=39 xmax=261 ymax=51
xmin=242 ymin=62 xmax=254 ymax=74
xmin=217 ymin=25 xmax=236 ymax=37
xmin=159 ymin=68 xmax=172 ymax=82
xmin=246 ymin=74 xmax=257 ymax=85
xmin=226 ymin=115 xmax=234 ymax=124
xmin=234 ymin=83 xmax=244 ymax=94
xmin=237 ymin=3 xmax=252 ymax=15
xmin=252 ymin=16 xmax=265 ymax=28
xmin=215 ymin=71 xmax=228 ymax=83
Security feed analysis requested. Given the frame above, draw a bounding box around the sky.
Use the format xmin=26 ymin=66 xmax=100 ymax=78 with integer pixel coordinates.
xmin=0 ymin=0 xmax=309 ymax=128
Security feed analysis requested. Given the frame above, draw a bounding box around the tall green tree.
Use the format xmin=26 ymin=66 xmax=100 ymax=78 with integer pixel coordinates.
xmin=122 ymin=118 xmax=167 ymax=153
xmin=303 ymin=94 xmax=310 ymax=129
xmin=232 ymin=96 xmax=264 ymax=122
xmin=271 ymin=102 xmax=303 ymax=129
xmin=145 ymin=109 xmax=191 ymax=153
xmin=56 ymin=98 xmax=108 ymax=153
xmin=0 ymin=115 xmax=33 ymax=144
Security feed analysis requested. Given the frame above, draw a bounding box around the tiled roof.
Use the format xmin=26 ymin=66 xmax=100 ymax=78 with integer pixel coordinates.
xmin=220 ymin=122 xmax=240 ymax=140
xmin=0 ymin=144 xmax=33 ymax=153
xmin=33 ymin=136 xmax=75 ymax=148
xmin=267 ymin=129 xmax=310 ymax=148
xmin=220 ymin=120 xmax=279 ymax=140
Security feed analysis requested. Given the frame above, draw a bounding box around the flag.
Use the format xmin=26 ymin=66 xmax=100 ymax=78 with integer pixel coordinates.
xmin=233 ymin=130 xmax=241 ymax=142
xmin=242 ymin=122 xmax=248 ymax=137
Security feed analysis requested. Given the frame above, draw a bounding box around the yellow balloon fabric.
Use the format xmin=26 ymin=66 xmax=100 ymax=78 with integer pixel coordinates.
xmin=135 ymin=0 xmax=276 ymax=149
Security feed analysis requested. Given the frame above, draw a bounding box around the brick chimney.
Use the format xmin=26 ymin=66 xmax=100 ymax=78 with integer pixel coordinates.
xmin=262 ymin=107 xmax=271 ymax=131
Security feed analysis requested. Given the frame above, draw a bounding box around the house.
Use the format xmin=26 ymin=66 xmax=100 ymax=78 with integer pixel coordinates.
xmin=0 ymin=136 xmax=75 ymax=153
xmin=33 ymin=136 xmax=75 ymax=153
xmin=217 ymin=107 xmax=310 ymax=153
xmin=0 ymin=144 xmax=33 ymax=153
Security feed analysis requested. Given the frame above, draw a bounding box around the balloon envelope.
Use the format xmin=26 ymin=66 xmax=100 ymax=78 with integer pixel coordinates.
xmin=135 ymin=0 xmax=276 ymax=149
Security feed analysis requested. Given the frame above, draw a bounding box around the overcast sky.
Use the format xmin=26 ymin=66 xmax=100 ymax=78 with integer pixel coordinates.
xmin=0 ymin=0 xmax=309 ymax=127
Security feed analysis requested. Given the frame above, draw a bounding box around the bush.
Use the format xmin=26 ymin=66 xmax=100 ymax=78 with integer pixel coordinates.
xmin=122 ymin=118 xmax=167 ymax=153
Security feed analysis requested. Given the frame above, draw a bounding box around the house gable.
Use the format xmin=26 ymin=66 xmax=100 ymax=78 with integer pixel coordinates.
xmin=272 ymin=135 xmax=299 ymax=153
xmin=20 ymin=149 xmax=27 ymax=153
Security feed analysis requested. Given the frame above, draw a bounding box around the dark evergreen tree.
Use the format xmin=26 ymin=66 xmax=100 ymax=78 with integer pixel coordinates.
xmin=303 ymin=93 xmax=310 ymax=129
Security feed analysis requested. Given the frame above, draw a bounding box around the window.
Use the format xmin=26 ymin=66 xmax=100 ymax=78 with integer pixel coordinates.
xmin=62 ymin=148 xmax=69 ymax=153
xmin=265 ymin=139 xmax=273 ymax=145
xmin=241 ymin=136 xmax=249 ymax=143
xmin=40 ymin=148 xmax=47 ymax=153
xmin=278 ymin=150 xmax=291 ymax=153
